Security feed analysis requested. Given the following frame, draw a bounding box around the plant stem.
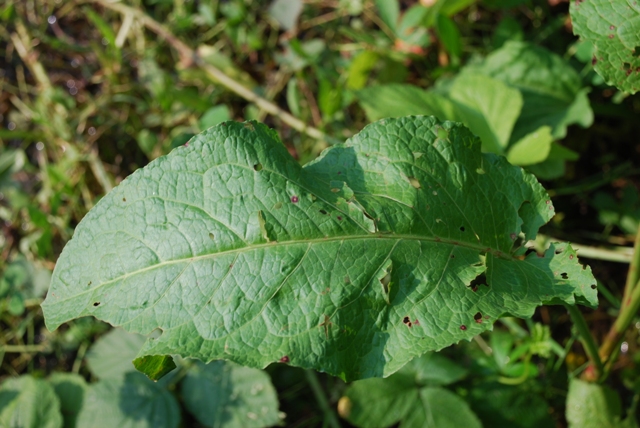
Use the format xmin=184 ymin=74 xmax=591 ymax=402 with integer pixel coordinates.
xmin=621 ymin=230 xmax=640 ymax=311
xmin=304 ymin=369 xmax=341 ymax=428
xmin=91 ymin=0 xmax=332 ymax=144
xmin=532 ymin=234 xmax=633 ymax=264
xmin=564 ymin=304 xmax=603 ymax=379
xmin=594 ymin=229 xmax=640 ymax=381
xmin=598 ymin=279 xmax=640 ymax=378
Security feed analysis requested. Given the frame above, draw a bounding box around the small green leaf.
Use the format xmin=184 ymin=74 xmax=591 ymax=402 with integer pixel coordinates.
xmin=133 ymin=355 xmax=177 ymax=381
xmin=507 ymin=126 xmax=553 ymax=166
xmin=411 ymin=352 xmax=468 ymax=386
xmin=566 ymin=378 xmax=624 ymax=428
xmin=468 ymin=382 xmax=554 ymax=428
xmin=181 ymin=361 xmax=281 ymax=428
xmin=347 ymin=51 xmax=379 ymax=90
xmin=76 ymin=372 xmax=179 ymax=428
xmin=0 ymin=375 xmax=63 ymax=428
xmin=268 ymin=0 xmax=303 ymax=31
xmin=403 ymin=388 xmax=482 ymax=428
xmin=199 ymin=105 xmax=232 ymax=131
xmin=375 ymin=0 xmax=399 ymax=33
xmin=49 ymin=373 xmax=87 ymax=428
xmin=436 ymin=14 xmax=462 ymax=58
xmin=571 ymin=0 xmax=640 ymax=94
xmin=85 ymin=328 xmax=146 ymax=379
xmin=358 ymin=84 xmax=457 ymax=122
xmin=343 ymin=354 xmax=480 ymax=428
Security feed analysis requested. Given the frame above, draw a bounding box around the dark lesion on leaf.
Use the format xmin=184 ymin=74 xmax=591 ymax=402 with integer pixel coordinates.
xmin=403 ymin=316 xmax=412 ymax=328
xmin=93 ymin=302 xmax=100 ymax=307
xmin=474 ymin=312 xmax=483 ymax=323
xmin=468 ymin=272 xmax=488 ymax=292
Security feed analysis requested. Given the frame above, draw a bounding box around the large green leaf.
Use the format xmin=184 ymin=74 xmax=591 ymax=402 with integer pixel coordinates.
xmin=181 ymin=360 xmax=281 ymax=428
xmin=341 ymin=353 xmax=479 ymax=428
xmin=42 ymin=117 xmax=596 ymax=380
xmin=75 ymin=372 xmax=179 ymax=428
xmin=0 ymin=375 xmax=63 ymax=428
xmin=571 ymin=0 xmax=640 ymax=94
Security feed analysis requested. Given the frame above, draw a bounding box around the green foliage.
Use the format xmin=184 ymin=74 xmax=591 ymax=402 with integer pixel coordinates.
xmin=43 ymin=117 xmax=596 ymax=381
xmin=570 ymin=0 xmax=640 ymax=94
xmin=3 ymin=0 xmax=640 ymax=426
xmin=76 ymin=372 xmax=180 ymax=428
xmin=341 ymin=353 xmax=479 ymax=428
xmin=181 ymin=361 xmax=281 ymax=427
xmin=566 ymin=378 xmax=628 ymax=428
xmin=0 ymin=375 xmax=63 ymax=428
xmin=358 ymin=41 xmax=592 ymax=179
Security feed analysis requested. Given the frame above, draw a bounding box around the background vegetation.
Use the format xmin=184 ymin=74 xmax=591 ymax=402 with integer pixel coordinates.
xmin=1 ymin=0 xmax=640 ymax=426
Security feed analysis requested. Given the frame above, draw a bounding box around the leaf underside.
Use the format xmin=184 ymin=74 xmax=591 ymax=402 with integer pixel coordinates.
xmin=42 ymin=116 xmax=596 ymax=381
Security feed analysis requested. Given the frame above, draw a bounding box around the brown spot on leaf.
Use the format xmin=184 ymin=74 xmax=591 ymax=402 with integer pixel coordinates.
xmin=460 ymin=325 xmax=467 ymax=331
xmin=474 ymin=312 xmax=483 ymax=323
xmin=280 ymin=356 xmax=290 ymax=363
xmin=291 ymin=196 xmax=299 ymax=203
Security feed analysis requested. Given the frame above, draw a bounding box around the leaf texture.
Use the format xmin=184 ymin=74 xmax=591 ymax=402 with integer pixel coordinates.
xmin=571 ymin=0 xmax=640 ymax=94
xmin=42 ymin=117 xmax=597 ymax=380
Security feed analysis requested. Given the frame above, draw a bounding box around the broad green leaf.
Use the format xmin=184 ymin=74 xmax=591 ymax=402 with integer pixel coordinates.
xmin=0 ymin=375 xmax=63 ymax=428
xmin=468 ymin=382 xmax=554 ymax=428
xmin=570 ymin=0 xmax=640 ymax=94
xmin=566 ymin=378 xmax=625 ymax=428
xmin=358 ymin=84 xmax=457 ymax=122
xmin=411 ymin=352 xmax=468 ymax=386
xmin=464 ymin=41 xmax=594 ymax=141
xmin=402 ymin=388 xmax=482 ymax=428
xmin=42 ymin=117 xmax=597 ymax=381
xmin=507 ymin=126 xmax=553 ymax=166
xmin=75 ymin=372 xmax=179 ymax=428
xmin=85 ymin=328 xmax=146 ymax=379
xmin=49 ymin=373 xmax=87 ymax=428
xmin=341 ymin=375 xmax=418 ymax=427
xmin=132 ymin=355 xmax=177 ymax=381
xmin=448 ymin=74 xmax=523 ymax=153
xmin=181 ymin=360 xmax=281 ymax=428
xmin=358 ymin=75 xmax=524 ymax=154
xmin=342 ymin=354 xmax=479 ymax=428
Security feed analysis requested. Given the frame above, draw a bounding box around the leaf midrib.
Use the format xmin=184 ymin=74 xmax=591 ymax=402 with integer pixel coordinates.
xmin=45 ymin=233 xmax=513 ymax=307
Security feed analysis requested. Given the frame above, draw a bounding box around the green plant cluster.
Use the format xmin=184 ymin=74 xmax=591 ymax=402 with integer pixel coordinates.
xmin=2 ymin=0 xmax=640 ymax=427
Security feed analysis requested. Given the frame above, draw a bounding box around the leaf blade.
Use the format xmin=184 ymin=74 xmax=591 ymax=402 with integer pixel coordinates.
xmin=43 ymin=117 xmax=596 ymax=380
